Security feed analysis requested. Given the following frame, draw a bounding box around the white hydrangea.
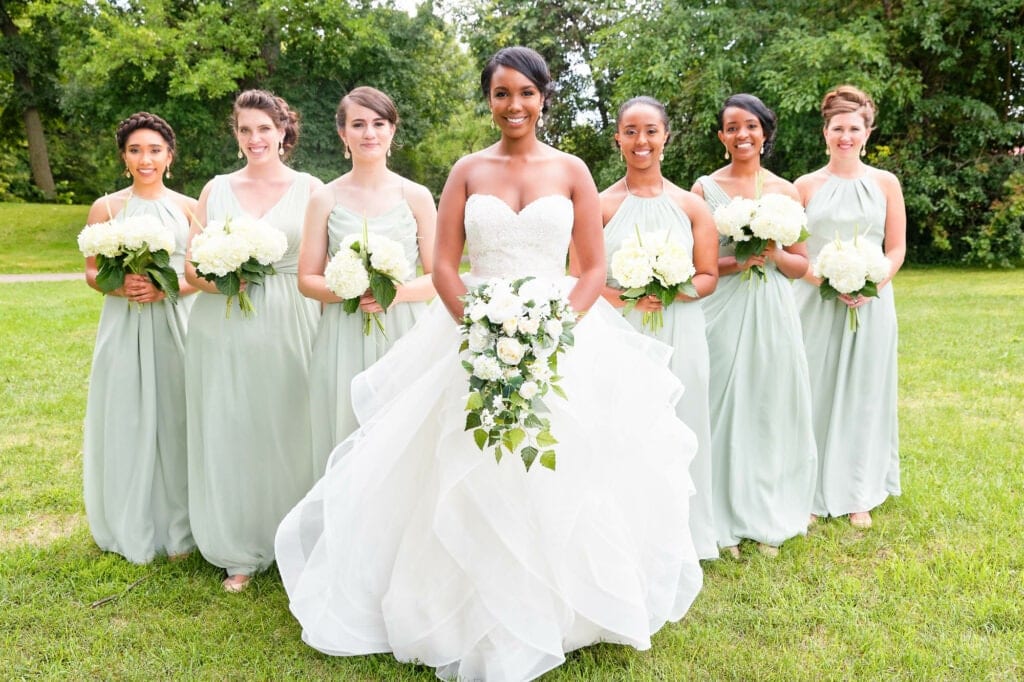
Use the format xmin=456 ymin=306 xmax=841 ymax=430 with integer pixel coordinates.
xmin=121 ymin=214 xmax=176 ymax=253
xmin=653 ymin=240 xmax=696 ymax=287
xmin=191 ymin=216 xmax=286 ymax=276
xmin=324 ymin=248 xmax=370 ymax=299
xmin=857 ymin=240 xmax=891 ymax=283
xmin=814 ymin=241 xmax=867 ymax=293
xmin=528 ymin=362 xmax=553 ymax=383
xmin=77 ymin=221 xmax=124 ymax=258
xmin=610 ymin=239 xmax=655 ymax=288
xmin=472 ymin=355 xmax=503 ymax=381
xmin=750 ymin=193 xmax=807 ymax=246
xmin=713 ymin=197 xmax=758 ymax=240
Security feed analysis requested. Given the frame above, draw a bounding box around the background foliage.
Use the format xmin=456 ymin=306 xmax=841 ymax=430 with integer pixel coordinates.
xmin=1 ymin=0 xmax=1022 ymax=264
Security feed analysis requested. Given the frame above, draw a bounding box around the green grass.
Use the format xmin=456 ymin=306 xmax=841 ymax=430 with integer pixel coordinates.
xmin=2 ymin=269 xmax=1022 ymax=679
xmin=0 ymin=203 xmax=90 ymax=274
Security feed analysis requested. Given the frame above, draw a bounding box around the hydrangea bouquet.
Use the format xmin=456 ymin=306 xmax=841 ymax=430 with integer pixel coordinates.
xmin=813 ymin=234 xmax=891 ymax=332
xmin=323 ymin=223 xmax=412 ymax=336
xmin=609 ymin=226 xmax=697 ymax=332
xmin=77 ymin=214 xmax=180 ymax=305
xmin=713 ymin=193 xmax=809 ymax=281
xmin=459 ymin=277 xmax=578 ymax=471
xmin=189 ymin=215 xmax=287 ymax=318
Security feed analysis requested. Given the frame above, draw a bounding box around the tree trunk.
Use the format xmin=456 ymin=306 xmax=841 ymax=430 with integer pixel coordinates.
xmin=1 ymin=3 xmax=56 ymax=200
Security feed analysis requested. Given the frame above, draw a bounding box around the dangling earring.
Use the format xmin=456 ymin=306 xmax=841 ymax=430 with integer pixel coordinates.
xmin=860 ymin=146 xmax=867 ymax=158
xmin=344 ymin=144 xmax=350 ymax=159
xmin=825 ymin=147 xmax=830 ymax=156
xmin=124 ymin=167 xmax=131 ymax=178
xmin=537 ymin=115 xmax=544 ymax=128
xmin=490 ymin=118 xmax=496 ymax=130
xmin=724 ymin=150 xmax=730 ymax=160
xmin=278 ymin=141 xmax=284 ymax=156
xmin=237 ymin=149 xmax=244 ymax=159
xmin=659 ymin=152 xmax=665 ymax=162
xmin=387 ymin=148 xmax=392 ymax=158
xmin=760 ymin=145 xmax=765 ymax=156
xmin=165 ymin=166 xmax=172 ymax=179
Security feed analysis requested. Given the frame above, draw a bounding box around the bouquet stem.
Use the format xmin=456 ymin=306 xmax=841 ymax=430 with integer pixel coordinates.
xmin=641 ymin=310 xmax=664 ymax=333
xmin=848 ymin=306 xmax=859 ymax=332
xmin=363 ymin=312 xmax=388 ymax=339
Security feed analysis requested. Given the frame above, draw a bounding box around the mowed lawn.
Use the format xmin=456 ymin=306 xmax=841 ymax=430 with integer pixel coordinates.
xmin=1 ymin=264 xmax=1021 ymax=679
xmin=0 ymin=203 xmax=90 ymax=274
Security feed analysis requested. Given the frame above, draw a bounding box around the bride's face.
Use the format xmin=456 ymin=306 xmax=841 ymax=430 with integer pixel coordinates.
xmin=488 ymin=66 xmax=544 ymax=138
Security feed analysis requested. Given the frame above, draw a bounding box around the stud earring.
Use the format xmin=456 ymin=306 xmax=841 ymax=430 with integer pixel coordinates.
xmin=860 ymin=146 xmax=867 ymax=158
xmin=537 ymin=115 xmax=544 ymax=128
xmin=724 ymin=150 xmax=730 ymax=160
xmin=237 ymin=149 xmax=244 ymax=159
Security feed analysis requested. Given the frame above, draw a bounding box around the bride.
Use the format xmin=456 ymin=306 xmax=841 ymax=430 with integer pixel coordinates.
xmin=275 ymin=46 xmax=703 ymax=681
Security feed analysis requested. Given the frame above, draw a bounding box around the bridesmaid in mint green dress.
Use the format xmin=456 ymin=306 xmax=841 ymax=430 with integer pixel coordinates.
xmin=692 ymin=94 xmax=817 ymax=556
xmin=597 ymin=96 xmax=720 ymax=560
xmin=185 ymin=91 xmax=323 ymax=592
xmin=299 ymin=87 xmax=436 ymax=476
xmin=794 ymin=86 xmax=906 ymax=530
xmin=83 ymin=112 xmax=198 ymax=564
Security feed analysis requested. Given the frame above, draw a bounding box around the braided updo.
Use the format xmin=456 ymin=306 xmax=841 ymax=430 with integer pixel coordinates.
xmin=115 ymin=112 xmax=176 ymax=153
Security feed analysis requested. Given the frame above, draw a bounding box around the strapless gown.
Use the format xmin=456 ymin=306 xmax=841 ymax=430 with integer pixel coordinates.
xmin=275 ymin=194 xmax=703 ymax=682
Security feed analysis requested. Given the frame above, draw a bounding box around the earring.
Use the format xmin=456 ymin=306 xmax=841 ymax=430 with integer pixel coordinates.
xmin=724 ymin=150 xmax=730 ymax=160
xmin=387 ymin=148 xmax=392 ymax=158
xmin=490 ymin=118 xmax=496 ymax=130
xmin=825 ymin=146 xmax=830 ymax=156
xmin=278 ymin=141 xmax=284 ymax=156
xmin=237 ymin=149 xmax=244 ymax=159
xmin=537 ymin=115 xmax=544 ymax=128
xmin=659 ymin=152 xmax=665 ymax=162
xmin=344 ymin=144 xmax=350 ymax=159
xmin=760 ymin=145 xmax=765 ymax=156
xmin=165 ymin=166 xmax=172 ymax=179
xmin=860 ymin=146 xmax=867 ymax=158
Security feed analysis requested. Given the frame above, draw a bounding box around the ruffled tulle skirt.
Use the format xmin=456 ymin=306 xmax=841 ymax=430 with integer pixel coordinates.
xmin=275 ymin=278 xmax=703 ymax=681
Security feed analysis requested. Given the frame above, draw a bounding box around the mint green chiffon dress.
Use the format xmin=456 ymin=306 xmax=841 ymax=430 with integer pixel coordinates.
xmin=793 ymin=173 xmax=900 ymax=517
xmin=603 ymin=192 xmax=717 ymax=560
xmin=309 ymin=198 xmax=427 ymax=476
xmin=186 ymin=173 xmax=320 ymax=577
xmin=696 ymin=176 xmax=817 ymax=548
xmin=83 ymin=194 xmax=195 ymax=564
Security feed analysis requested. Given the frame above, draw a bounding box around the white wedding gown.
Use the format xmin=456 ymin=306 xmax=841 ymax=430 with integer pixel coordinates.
xmin=275 ymin=194 xmax=703 ymax=681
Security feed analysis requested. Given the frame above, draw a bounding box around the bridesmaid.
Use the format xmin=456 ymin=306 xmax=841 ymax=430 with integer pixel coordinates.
xmin=83 ymin=112 xmax=198 ymax=564
xmin=692 ymin=93 xmax=817 ymax=557
xmin=185 ymin=90 xmax=323 ymax=592
xmin=793 ymin=85 xmax=905 ymax=529
xmin=596 ymin=96 xmax=719 ymax=560
xmin=299 ymin=86 xmax=436 ymax=475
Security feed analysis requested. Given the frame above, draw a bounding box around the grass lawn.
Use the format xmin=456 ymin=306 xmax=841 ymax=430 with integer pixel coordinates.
xmin=1 ymin=268 xmax=1022 ymax=679
xmin=0 ymin=203 xmax=90 ymax=274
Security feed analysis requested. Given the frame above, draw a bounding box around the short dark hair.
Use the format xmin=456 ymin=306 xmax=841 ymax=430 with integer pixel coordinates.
xmin=115 ymin=112 xmax=176 ymax=153
xmin=718 ymin=93 xmax=778 ymax=158
xmin=480 ymin=46 xmax=553 ymax=113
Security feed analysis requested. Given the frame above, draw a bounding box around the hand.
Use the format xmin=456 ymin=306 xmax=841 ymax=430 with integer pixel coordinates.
xmin=762 ymin=240 xmax=780 ymax=263
xmin=121 ymin=273 xmax=166 ymax=304
xmin=739 ymin=252 xmax=767 ymax=271
xmin=633 ymin=295 xmax=664 ymax=312
xmin=838 ymin=293 xmax=871 ymax=309
xmin=358 ymin=292 xmax=384 ymax=313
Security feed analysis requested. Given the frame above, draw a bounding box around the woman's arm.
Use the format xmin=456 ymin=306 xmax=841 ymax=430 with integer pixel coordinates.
xmin=432 ymin=160 xmax=471 ymax=321
xmin=184 ymin=181 xmax=224 ymax=294
xmin=392 ymin=181 xmax=438 ymax=304
xmin=297 ymin=186 xmax=342 ymax=304
xmin=565 ymin=157 xmax=605 ymax=313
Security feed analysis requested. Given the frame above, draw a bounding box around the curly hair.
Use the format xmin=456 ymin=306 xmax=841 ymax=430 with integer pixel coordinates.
xmin=233 ymin=89 xmax=301 ymax=157
xmin=115 ymin=112 xmax=176 ymax=153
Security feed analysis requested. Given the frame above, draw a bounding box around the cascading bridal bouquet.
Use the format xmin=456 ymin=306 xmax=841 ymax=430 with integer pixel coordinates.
xmin=813 ymin=234 xmax=891 ymax=332
xmin=323 ymin=222 xmax=413 ymax=336
xmin=189 ymin=215 xmax=287 ymax=318
xmin=609 ymin=226 xmax=697 ymax=332
xmin=713 ymin=193 xmax=809 ymax=281
xmin=77 ymin=213 xmax=180 ymax=306
xmin=459 ymin=277 xmax=578 ymax=471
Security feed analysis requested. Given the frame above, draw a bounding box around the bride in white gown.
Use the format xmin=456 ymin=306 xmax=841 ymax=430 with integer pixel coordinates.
xmin=275 ymin=47 xmax=703 ymax=681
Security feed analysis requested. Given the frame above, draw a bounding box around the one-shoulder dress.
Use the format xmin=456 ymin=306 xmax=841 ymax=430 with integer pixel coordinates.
xmin=308 ymin=198 xmax=427 ymax=475
xmin=276 ymin=194 xmax=703 ymax=682
xmin=695 ymin=176 xmax=817 ymax=548
xmin=83 ymin=194 xmax=194 ymax=564
xmin=186 ymin=173 xmax=320 ymax=577
xmin=793 ymin=173 xmax=900 ymax=517
xmin=603 ymin=191 xmax=717 ymax=560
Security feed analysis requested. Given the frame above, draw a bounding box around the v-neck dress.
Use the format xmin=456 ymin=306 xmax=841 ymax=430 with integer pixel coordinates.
xmin=186 ymin=173 xmax=320 ymax=576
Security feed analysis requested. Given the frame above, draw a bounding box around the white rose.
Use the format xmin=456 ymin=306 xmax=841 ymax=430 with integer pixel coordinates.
xmin=502 ymin=318 xmax=519 ymax=336
xmin=486 ymin=290 xmax=524 ymax=324
xmin=496 ymin=337 xmax=526 ymax=365
xmin=519 ymin=381 xmax=539 ymax=400
xmin=517 ymin=316 xmax=541 ymax=335
xmin=468 ymin=324 xmax=491 ymax=353
xmin=544 ymin=318 xmax=563 ymax=339
xmin=467 ymin=300 xmax=489 ymax=322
